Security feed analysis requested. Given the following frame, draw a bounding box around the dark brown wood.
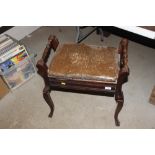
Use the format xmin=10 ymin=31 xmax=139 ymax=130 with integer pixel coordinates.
xmin=43 ymin=85 xmax=54 ymax=117
xmin=36 ymin=35 xmax=59 ymax=117
xmin=48 ymin=77 xmax=116 ymax=95
xmin=42 ymin=35 xmax=59 ymax=63
xmin=114 ymin=38 xmax=129 ymax=126
xmin=49 ymin=77 xmax=116 ymax=89
xmin=115 ymin=72 xmax=125 ymax=126
xmin=36 ymin=35 xmax=129 ymax=126
xmin=115 ymin=91 xmax=124 ymax=126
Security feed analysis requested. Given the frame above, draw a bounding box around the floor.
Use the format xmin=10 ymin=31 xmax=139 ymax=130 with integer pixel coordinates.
xmin=0 ymin=26 xmax=155 ymax=128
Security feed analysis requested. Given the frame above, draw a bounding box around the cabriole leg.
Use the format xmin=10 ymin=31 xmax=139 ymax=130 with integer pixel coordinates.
xmin=114 ymin=91 xmax=124 ymax=126
xmin=43 ymin=85 xmax=54 ymax=117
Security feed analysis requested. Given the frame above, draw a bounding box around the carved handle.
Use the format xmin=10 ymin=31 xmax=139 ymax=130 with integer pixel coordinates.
xmin=42 ymin=35 xmax=59 ymax=63
xmin=36 ymin=35 xmax=59 ymax=79
xmin=118 ymin=38 xmax=129 ymax=75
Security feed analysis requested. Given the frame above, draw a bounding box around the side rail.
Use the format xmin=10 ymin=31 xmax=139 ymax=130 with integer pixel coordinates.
xmin=118 ymin=38 xmax=129 ymax=75
xmin=36 ymin=35 xmax=59 ymax=82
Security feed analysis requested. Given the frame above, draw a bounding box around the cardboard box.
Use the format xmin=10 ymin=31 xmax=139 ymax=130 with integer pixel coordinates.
xmin=149 ymin=86 xmax=155 ymax=105
xmin=0 ymin=76 xmax=9 ymax=99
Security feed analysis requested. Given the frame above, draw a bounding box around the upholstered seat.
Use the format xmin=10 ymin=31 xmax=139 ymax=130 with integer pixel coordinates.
xmin=48 ymin=43 xmax=119 ymax=83
xmin=36 ymin=35 xmax=129 ymax=126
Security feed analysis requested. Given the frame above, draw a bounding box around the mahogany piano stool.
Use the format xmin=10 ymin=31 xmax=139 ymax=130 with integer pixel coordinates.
xmin=36 ymin=35 xmax=129 ymax=126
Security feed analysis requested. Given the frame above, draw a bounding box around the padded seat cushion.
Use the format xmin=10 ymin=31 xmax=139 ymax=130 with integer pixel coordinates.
xmin=48 ymin=43 xmax=119 ymax=83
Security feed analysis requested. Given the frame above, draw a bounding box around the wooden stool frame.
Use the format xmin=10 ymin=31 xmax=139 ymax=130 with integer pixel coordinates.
xmin=36 ymin=35 xmax=129 ymax=126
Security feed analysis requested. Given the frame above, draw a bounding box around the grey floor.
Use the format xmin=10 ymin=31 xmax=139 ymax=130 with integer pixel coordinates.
xmin=0 ymin=26 xmax=155 ymax=128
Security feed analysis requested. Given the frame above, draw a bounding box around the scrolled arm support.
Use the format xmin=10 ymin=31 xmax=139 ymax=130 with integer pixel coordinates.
xmin=36 ymin=35 xmax=59 ymax=80
xmin=116 ymin=38 xmax=130 ymax=94
xmin=36 ymin=59 xmax=48 ymax=78
xmin=42 ymin=35 xmax=59 ymax=63
xmin=118 ymin=38 xmax=129 ymax=76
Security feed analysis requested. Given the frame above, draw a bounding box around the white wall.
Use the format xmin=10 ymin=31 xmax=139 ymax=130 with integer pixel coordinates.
xmin=2 ymin=26 xmax=40 ymax=40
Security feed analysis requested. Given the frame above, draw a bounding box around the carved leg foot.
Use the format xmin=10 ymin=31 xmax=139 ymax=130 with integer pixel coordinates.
xmin=43 ymin=85 xmax=54 ymax=118
xmin=114 ymin=91 xmax=124 ymax=126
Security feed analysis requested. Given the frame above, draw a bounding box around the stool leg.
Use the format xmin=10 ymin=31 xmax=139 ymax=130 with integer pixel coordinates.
xmin=43 ymin=85 xmax=54 ymax=117
xmin=114 ymin=91 xmax=124 ymax=126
